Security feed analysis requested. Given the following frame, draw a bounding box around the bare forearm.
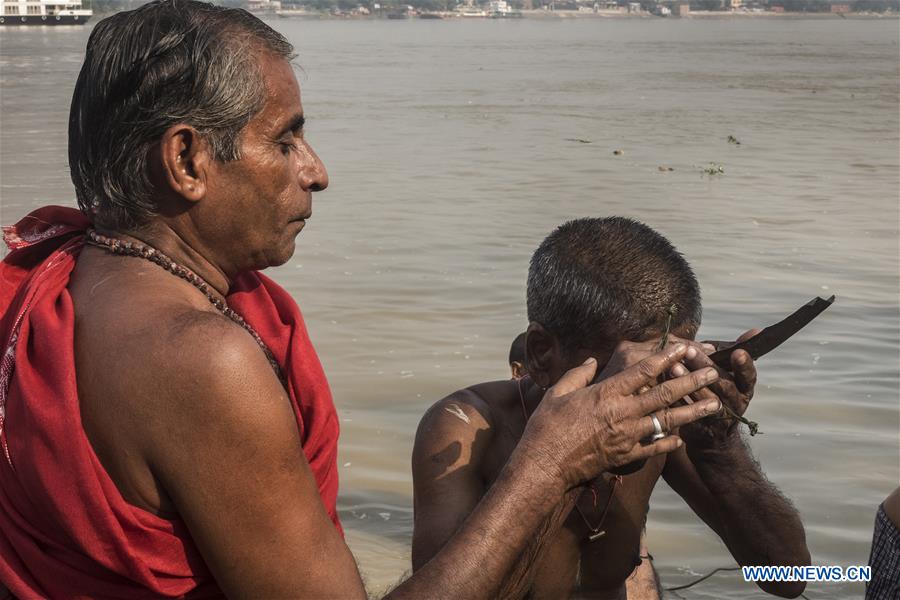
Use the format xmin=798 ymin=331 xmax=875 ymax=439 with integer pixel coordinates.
xmin=689 ymin=435 xmax=810 ymax=597
xmin=389 ymin=447 xmax=566 ymax=600
xmin=495 ymin=488 xmax=579 ymax=599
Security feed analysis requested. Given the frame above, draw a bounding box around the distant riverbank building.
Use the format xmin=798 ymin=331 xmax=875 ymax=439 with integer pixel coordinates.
xmin=0 ymin=0 xmax=92 ymax=24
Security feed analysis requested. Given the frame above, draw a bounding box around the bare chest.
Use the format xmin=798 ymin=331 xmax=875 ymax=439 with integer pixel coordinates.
xmin=480 ymin=423 xmax=665 ymax=598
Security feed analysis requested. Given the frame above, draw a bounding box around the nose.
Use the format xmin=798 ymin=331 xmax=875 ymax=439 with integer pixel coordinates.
xmin=298 ymin=140 xmax=329 ymax=192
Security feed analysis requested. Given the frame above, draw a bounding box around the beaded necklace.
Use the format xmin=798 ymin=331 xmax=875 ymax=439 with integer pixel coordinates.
xmin=85 ymin=230 xmax=284 ymax=382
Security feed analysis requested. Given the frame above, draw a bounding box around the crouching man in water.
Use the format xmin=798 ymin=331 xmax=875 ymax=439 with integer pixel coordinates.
xmin=412 ymin=218 xmax=811 ymax=599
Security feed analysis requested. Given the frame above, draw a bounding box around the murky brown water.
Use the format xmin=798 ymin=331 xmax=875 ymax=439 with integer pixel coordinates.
xmin=1 ymin=16 xmax=898 ymax=598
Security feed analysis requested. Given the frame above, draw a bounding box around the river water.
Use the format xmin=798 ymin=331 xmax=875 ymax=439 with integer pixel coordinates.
xmin=1 ymin=15 xmax=898 ymax=599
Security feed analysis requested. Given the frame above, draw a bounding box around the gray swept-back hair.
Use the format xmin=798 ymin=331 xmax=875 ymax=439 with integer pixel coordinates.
xmin=68 ymin=0 xmax=294 ymax=230
xmin=526 ymin=217 xmax=701 ymax=356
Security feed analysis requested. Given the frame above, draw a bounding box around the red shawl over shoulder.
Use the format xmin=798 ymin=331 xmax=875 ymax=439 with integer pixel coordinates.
xmin=0 ymin=206 xmax=342 ymax=599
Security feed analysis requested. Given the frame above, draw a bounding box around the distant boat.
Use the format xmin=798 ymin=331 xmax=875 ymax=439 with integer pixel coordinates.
xmin=419 ymin=12 xmax=443 ymax=18
xmin=488 ymin=0 xmax=522 ymax=17
xmin=455 ymin=6 xmax=488 ymax=16
xmin=387 ymin=11 xmax=409 ymax=18
xmin=0 ymin=0 xmax=92 ymax=25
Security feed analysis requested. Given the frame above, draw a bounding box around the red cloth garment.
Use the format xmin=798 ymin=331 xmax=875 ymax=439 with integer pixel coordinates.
xmin=0 ymin=206 xmax=342 ymax=599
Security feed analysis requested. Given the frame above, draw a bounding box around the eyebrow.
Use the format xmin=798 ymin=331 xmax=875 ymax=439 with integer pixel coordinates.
xmin=276 ymin=114 xmax=305 ymax=138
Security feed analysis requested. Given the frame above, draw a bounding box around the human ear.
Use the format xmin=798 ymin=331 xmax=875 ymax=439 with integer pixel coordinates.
xmin=525 ymin=323 xmax=563 ymax=389
xmin=158 ymin=124 xmax=209 ymax=203
xmin=510 ymin=361 xmax=527 ymax=380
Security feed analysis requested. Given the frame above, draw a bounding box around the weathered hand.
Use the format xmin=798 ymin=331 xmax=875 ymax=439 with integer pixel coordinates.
xmin=521 ymin=344 xmax=722 ymax=489
xmin=596 ymin=337 xmax=715 ymax=384
xmin=674 ymin=329 xmax=761 ymax=445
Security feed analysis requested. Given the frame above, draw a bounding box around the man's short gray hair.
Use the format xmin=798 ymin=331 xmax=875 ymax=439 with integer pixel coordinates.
xmin=68 ymin=0 xmax=294 ymax=230
xmin=527 ymin=217 xmax=702 ymax=357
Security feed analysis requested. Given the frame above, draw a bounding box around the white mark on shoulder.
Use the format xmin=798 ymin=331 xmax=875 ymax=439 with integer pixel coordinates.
xmin=89 ymin=274 xmax=116 ymax=297
xmin=444 ymin=403 xmax=470 ymax=424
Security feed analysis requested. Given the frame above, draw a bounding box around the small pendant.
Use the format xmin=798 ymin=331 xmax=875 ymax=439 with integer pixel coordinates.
xmin=588 ymin=530 xmax=606 ymax=542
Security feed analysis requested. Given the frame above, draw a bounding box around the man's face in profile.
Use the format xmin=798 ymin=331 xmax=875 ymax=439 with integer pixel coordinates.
xmin=202 ymin=53 xmax=329 ymax=273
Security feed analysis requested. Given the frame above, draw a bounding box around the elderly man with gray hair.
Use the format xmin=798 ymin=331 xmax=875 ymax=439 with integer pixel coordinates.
xmin=0 ymin=1 xmax=723 ymax=596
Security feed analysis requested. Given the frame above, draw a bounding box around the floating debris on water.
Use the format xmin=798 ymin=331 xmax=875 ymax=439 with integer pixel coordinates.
xmin=378 ymin=512 xmax=391 ymax=521
xmin=613 ymin=149 xmax=625 ymax=155
xmin=658 ymin=166 xmax=675 ymax=172
xmin=564 ymin=138 xmax=592 ymax=144
xmin=727 ymin=135 xmax=741 ymax=145
xmin=701 ymin=162 xmax=725 ymax=176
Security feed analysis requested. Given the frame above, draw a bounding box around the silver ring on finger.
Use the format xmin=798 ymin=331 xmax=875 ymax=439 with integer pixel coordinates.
xmin=649 ymin=413 xmax=667 ymax=441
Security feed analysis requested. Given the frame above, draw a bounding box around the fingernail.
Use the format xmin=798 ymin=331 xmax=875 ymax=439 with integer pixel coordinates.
xmin=673 ymin=343 xmax=686 ymax=353
xmin=702 ymin=343 xmax=716 ymax=353
xmin=705 ymin=400 xmax=721 ymax=413
xmin=672 ymin=364 xmax=687 ymax=376
xmin=675 ymin=438 xmax=683 ymax=447
xmin=583 ymin=357 xmax=596 ymax=365
xmin=685 ymin=346 xmax=697 ymax=359
xmin=703 ymin=368 xmax=718 ymax=383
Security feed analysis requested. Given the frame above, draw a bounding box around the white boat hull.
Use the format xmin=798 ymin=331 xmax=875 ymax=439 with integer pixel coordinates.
xmin=0 ymin=12 xmax=91 ymax=25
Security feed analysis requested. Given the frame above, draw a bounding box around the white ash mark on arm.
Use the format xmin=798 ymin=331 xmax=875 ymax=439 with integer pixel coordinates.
xmin=444 ymin=403 xmax=470 ymax=424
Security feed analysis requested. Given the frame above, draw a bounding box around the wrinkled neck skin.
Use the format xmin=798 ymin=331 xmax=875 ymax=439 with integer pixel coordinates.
xmin=94 ymin=214 xmax=233 ymax=300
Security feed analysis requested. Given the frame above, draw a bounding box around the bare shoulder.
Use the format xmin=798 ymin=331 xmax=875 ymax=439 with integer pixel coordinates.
xmin=70 ymin=254 xmax=275 ymax=409
xmin=158 ymin=308 xmax=275 ymax=385
xmin=72 ymin=259 xmax=282 ymax=413
xmin=413 ymin=380 xmax=519 ymax=476
xmin=78 ymin=300 xmax=361 ymax=595
xmin=411 ymin=383 xmax=513 ymax=570
xmin=130 ymin=308 xmax=290 ymax=456
xmin=69 ymin=259 xmax=293 ymax=512
xmin=418 ymin=388 xmax=492 ymax=436
xmin=414 ymin=381 xmax=513 ymax=447
xmin=83 ymin=298 xmax=280 ymax=402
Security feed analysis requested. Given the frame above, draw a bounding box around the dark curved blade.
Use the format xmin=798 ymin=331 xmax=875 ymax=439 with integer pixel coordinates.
xmin=709 ymin=295 xmax=835 ymax=369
